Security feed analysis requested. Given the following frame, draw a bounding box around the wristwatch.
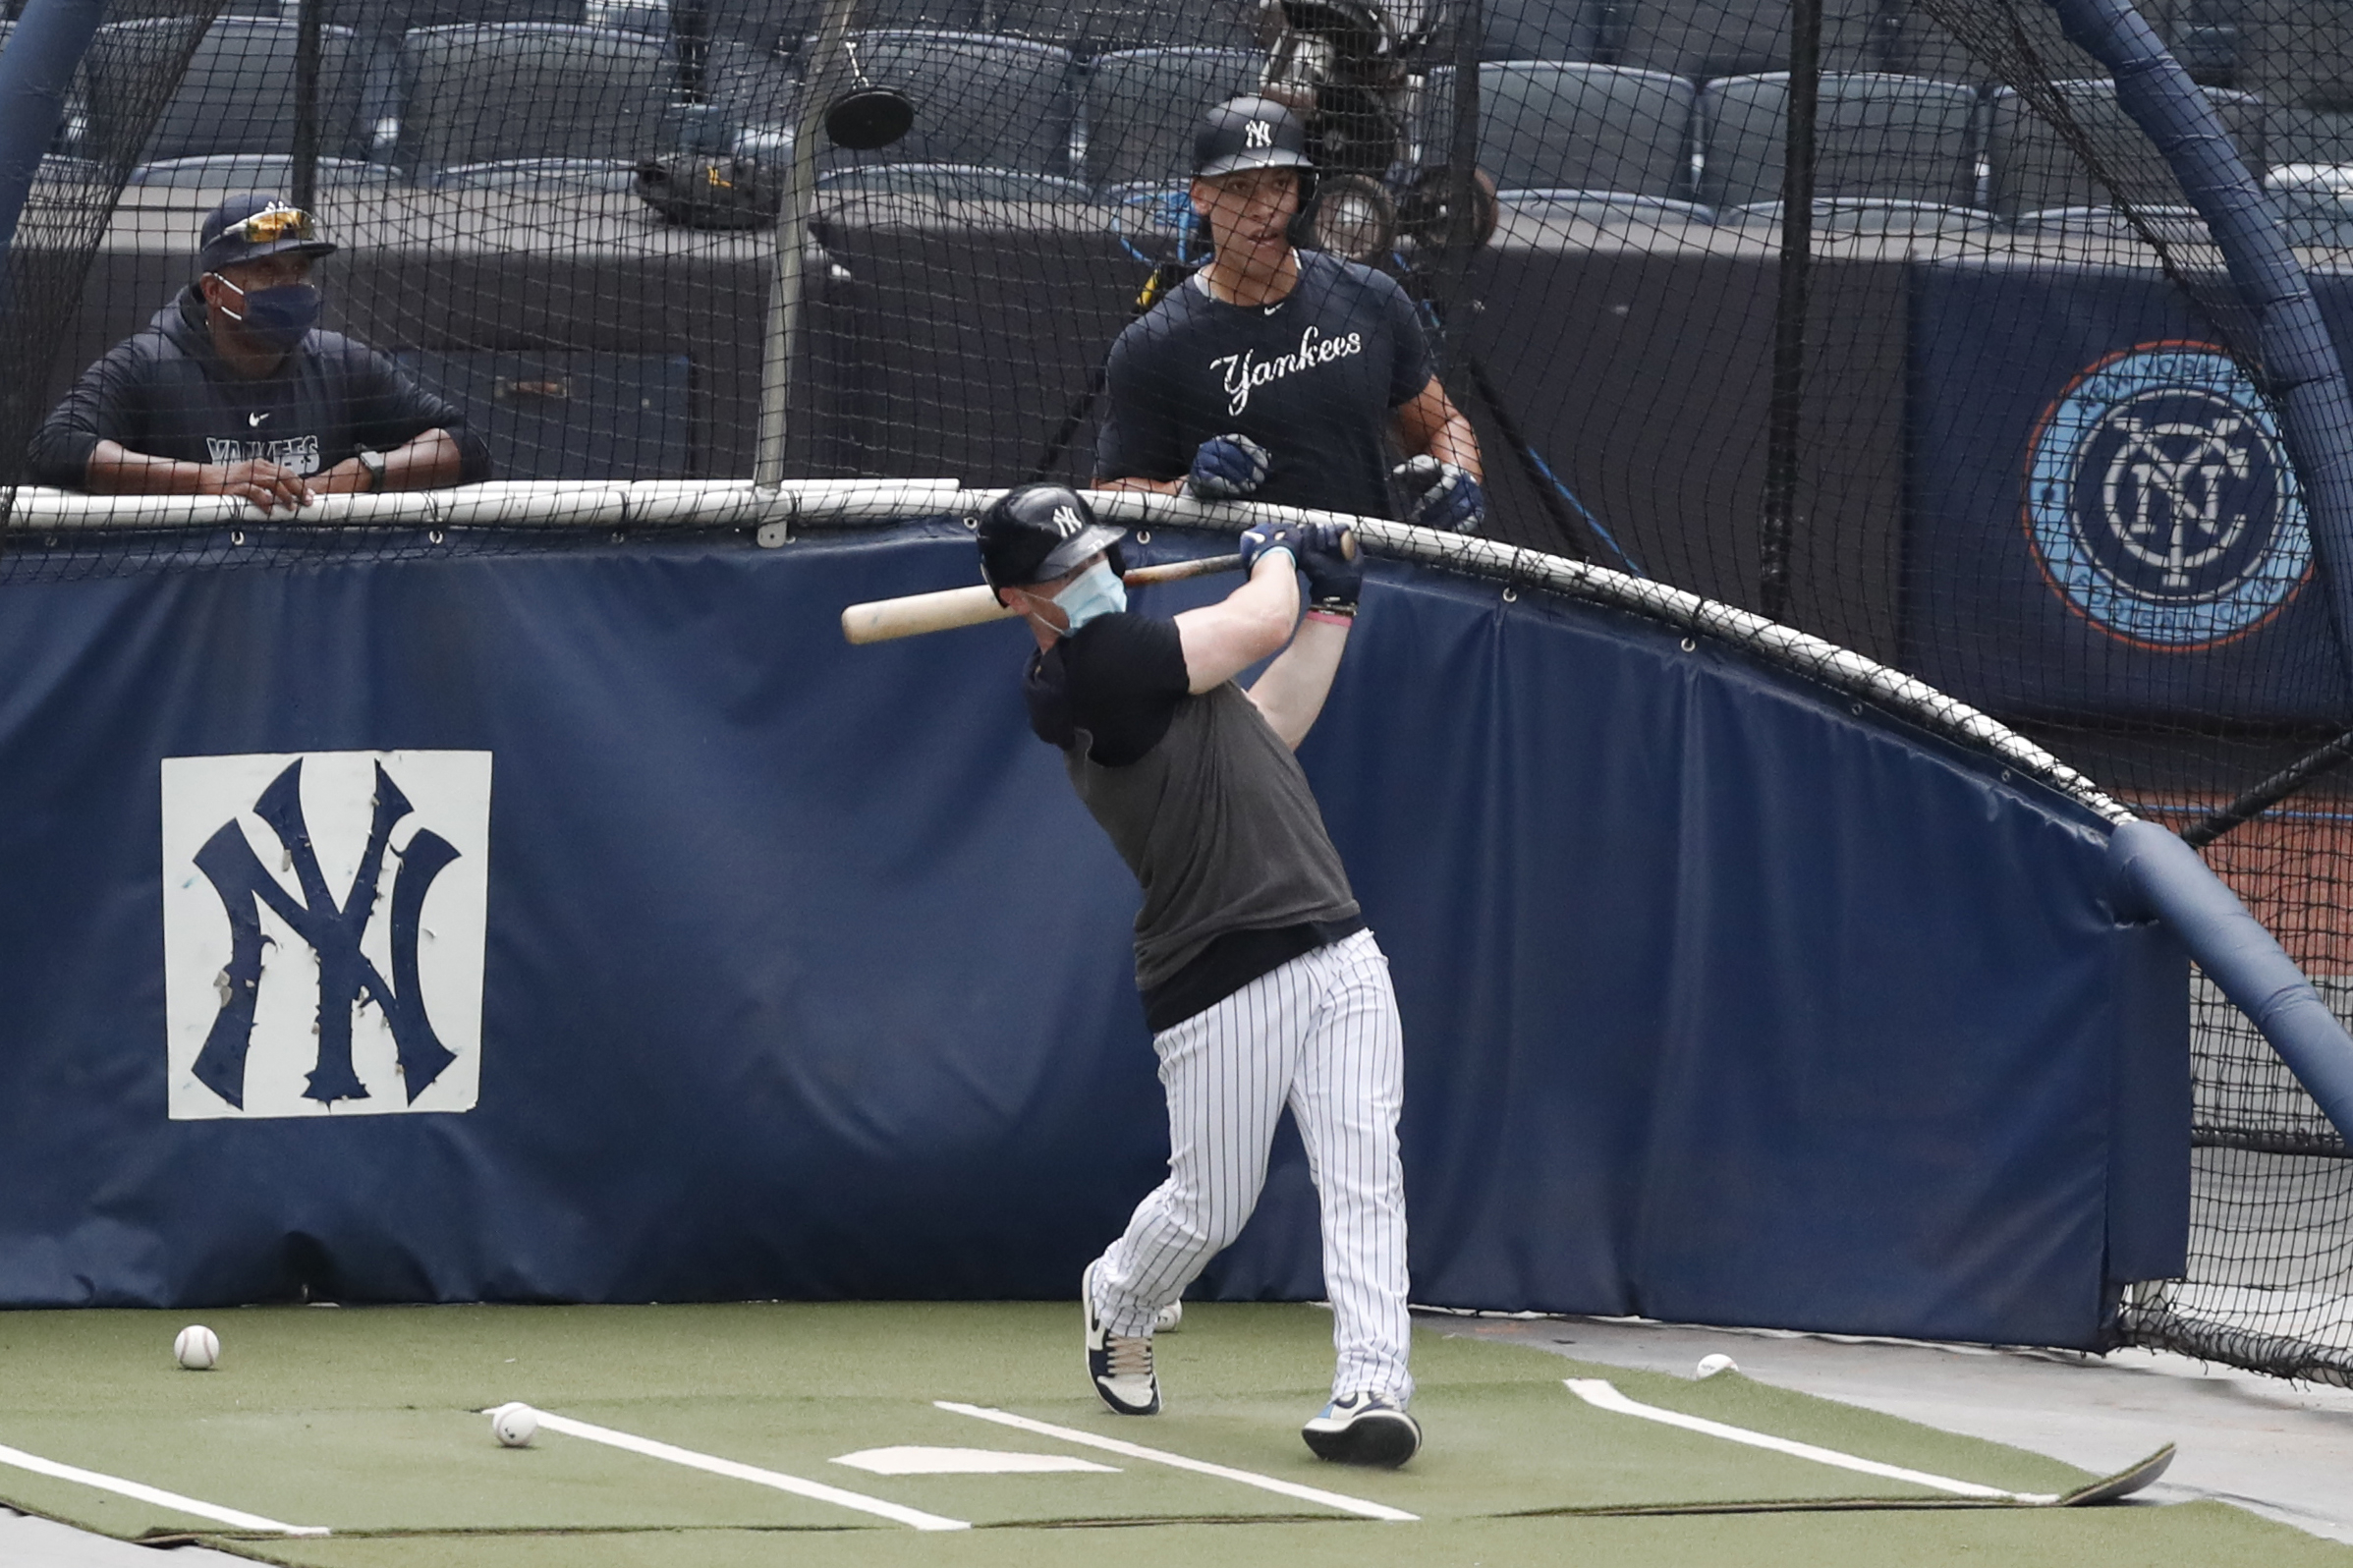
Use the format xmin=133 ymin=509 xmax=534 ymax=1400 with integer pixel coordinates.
xmin=355 ymin=448 xmax=387 ymax=491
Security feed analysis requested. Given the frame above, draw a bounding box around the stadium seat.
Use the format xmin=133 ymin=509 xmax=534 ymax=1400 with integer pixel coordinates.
xmin=701 ymin=37 xmax=798 ymax=132
xmin=1985 ymin=79 xmax=2266 ymax=221
xmin=1501 ymin=190 xmax=1714 ymax=227
xmin=815 ymin=163 xmax=1092 ymax=199
xmin=83 ymin=17 xmax=366 ymax=164
xmin=2269 ymin=105 xmax=2353 ymax=168
xmin=321 ymin=0 xmax=589 ymax=32
xmin=1717 ymin=196 xmax=1994 ymax=235
xmin=1698 ymin=73 xmax=1977 ymax=210
xmin=1424 ymin=63 xmax=1699 ymax=198
xmin=1481 ymin=0 xmax=1599 ymax=60
xmin=2242 ymin=0 xmax=2353 ymax=112
xmin=127 ymin=154 xmax=394 ymax=188
xmin=396 ymin=24 xmax=680 ymax=180
xmin=2009 ymin=203 xmax=2225 ymax=245
xmin=1082 ymin=48 xmax=1260 ymax=190
xmin=992 ymin=0 xmax=1255 ymax=56
xmin=2266 ymin=163 xmax=2353 ymax=246
xmin=752 ymin=30 xmax=1076 ymax=177
xmin=1613 ymin=0 xmax=1877 ymax=79
xmin=1879 ymin=0 xmax=2105 ymax=85
xmin=687 ymin=0 xmax=983 ymax=60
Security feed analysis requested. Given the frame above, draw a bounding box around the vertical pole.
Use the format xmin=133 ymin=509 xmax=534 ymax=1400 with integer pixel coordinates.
xmin=755 ymin=0 xmax=860 ymax=488
xmin=1760 ymin=0 xmax=1820 ymax=622
xmin=292 ymin=0 xmax=321 ymax=211
xmin=1439 ymin=0 xmax=1482 ymax=381
xmin=0 ymin=0 xmax=109 ymax=275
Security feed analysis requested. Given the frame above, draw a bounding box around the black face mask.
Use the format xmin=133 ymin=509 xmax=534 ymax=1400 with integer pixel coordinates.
xmin=214 ymin=276 xmax=321 ymax=354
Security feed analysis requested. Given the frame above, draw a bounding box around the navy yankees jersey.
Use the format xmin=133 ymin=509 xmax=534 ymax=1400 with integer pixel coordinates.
xmin=1093 ymin=251 xmax=1433 ymax=520
xmin=28 ymin=286 xmax=490 ymax=488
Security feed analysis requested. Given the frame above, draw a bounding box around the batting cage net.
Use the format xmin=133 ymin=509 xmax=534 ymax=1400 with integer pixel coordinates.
xmin=1 ymin=0 xmax=2350 ymax=1381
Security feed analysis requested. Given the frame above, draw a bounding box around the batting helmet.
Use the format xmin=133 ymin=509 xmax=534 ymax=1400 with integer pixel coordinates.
xmin=977 ymin=483 xmax=1127 ymax=590
xmin=1193 ymin=95 xmax=1314 ymax=182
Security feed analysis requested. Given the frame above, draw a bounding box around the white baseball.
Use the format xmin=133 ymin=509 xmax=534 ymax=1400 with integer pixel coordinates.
xmin=173 ymin=1325 xmax=220 ymax=1371
xmin=1695 ymin=1353 xmax=1738 ymax=1378
xmin=1153 ymin=1301 xmax=1184 ymax=1333
xmin=490 ymin=1403 xmax=539 ymax=1448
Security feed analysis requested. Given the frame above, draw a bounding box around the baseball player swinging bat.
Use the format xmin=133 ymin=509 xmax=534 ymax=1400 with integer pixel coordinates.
xmin=840 ymin=534 xmax=1354 ymax=645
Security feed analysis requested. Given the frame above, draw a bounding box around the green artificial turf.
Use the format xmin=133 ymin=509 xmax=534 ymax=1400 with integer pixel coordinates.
xmin=0 ymin=1302 xmax=2336 ymax=1567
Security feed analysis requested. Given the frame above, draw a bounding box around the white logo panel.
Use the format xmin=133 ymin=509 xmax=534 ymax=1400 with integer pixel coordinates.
xmin=162 ymin=750 xmax=492 ymax=1120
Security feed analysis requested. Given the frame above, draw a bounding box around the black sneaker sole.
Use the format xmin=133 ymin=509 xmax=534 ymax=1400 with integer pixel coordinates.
xmin=1303 ymin=1410 xmax=1421 ymax=1467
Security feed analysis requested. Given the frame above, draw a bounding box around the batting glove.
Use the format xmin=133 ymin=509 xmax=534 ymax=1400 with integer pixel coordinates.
xmin=1298 ymin=522 xmax=1363 ymax=612
xmin=1238 ymin=520 xmax=1302 ymax=574
xmin=1392 ymin=456 xmax=1486 ymax=532
xmin=1188 ymin=432 xmax=1271 ymax=500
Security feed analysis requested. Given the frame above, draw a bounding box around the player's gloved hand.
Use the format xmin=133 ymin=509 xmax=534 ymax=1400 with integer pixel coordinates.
xmin=1298 ymin=522 xmax=1363 ymax=612
xmin=1238 ymin=520 xmax=1302 ymax=574
xmin=1187 ymin=432 xmax=1271 ymax=499
xmin=1392 ymin=455 xmax=1486 ymax=532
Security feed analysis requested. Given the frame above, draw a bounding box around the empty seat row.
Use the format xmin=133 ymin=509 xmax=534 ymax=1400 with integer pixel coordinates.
xmin=1431 ymin=65 xmax=2269 ymax=223
xmin=85 ymin=11 xmax=2299 ymax=217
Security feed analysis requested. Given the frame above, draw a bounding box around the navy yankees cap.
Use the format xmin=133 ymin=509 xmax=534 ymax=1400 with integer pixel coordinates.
xmin=1194 ymin=96 xmax=1314 ymax=182
xmin=198 ymin=194 xmax=336 ymax=273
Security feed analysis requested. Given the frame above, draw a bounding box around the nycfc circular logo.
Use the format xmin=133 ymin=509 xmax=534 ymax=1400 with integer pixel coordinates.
xmin=2023 ymin=342 xmax=2311 ymax=648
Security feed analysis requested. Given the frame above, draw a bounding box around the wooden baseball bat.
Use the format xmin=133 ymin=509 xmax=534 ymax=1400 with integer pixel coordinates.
xmin=842 ymin=554 xmax=1243 ymax=644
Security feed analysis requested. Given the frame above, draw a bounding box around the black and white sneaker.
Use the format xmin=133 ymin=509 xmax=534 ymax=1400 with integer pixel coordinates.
xmin=1082 ymin=1261 xmax=1160 ymax=1416
xmin=1302 ymin=1391 xmax=1421 ymax=1467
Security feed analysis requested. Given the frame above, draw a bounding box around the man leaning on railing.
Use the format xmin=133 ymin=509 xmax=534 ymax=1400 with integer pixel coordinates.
xmin=28 ymin=194 xmax=490 ymax=512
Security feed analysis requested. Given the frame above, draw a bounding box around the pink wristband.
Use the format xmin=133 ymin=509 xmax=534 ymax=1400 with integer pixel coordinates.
xmin=1306 ymin=609 xmax=1356 ymax=627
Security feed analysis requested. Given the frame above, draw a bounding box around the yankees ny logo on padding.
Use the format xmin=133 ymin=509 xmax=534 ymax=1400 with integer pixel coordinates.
xmin=1246 ymin=119 xmax=1273 ymax=148
xmin=162 ymin=751 xmax=492 ymax=1119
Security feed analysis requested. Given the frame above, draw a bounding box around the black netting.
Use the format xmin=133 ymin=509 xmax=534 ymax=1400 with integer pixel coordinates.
xmin=2 ymin=0 xmax=2351 ymax=1380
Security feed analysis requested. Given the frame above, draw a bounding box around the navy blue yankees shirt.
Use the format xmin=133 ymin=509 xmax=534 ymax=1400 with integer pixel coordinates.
xmin=28 ymin=286 xmax=491 ymax=488
xmin=1093 ymin=251 xmax=1433 ymax=520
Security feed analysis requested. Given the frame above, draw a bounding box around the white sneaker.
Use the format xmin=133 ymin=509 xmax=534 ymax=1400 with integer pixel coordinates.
xmin=1302 ymin=1390 xmax=1420 ymax=1467
xmin=1153 ymin=1300 xmax=1184 ymax=1333
xmin=1082 ymin=1261 xmax=1160 ymax=1416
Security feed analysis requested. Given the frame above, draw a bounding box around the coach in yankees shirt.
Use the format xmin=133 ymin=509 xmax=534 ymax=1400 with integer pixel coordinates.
xmin=1094 ymin=96 xmax=1485 ymax=532
xmin=29 ymin=194 xmax=487 ymax=511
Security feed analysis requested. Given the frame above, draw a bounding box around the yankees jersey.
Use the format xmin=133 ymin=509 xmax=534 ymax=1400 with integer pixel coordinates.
xmin=1025 ymin=612 xmax=1362 ymax=1030
xmin=28 ymin=286 xmax=490 ymax=487
xmin=1093 ymin=251 xmax=1433 ymax=520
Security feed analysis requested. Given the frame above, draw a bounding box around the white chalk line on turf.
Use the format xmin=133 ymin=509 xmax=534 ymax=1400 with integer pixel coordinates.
xmin=935 ymin=1401 xmax=1419 ymax=1522
xmin=520 ymin=1410 xmax=970 ymax=1531
xmin=1563 ymin=1380 xmax=2060 ymax=1503
xmin=0 ymin=1438 xmax=328 ymax=1535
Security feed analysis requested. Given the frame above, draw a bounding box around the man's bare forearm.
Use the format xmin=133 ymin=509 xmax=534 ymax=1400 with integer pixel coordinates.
xmin=1247 ymin=613 xmax=1349 ymax=749
xmin=315 ymin=429 xmax=467 ymax=494
xmin=84 ymin=440 xmax=216 ymax=496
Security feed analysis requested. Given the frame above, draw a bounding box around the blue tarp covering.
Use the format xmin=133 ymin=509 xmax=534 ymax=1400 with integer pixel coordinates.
xmin=0 ymin=524 xmax=2185 ymax=1349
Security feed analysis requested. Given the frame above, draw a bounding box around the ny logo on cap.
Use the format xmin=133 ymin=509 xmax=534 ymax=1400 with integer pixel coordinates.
xmin=1051 ymin=505 xmax=1084 ymax=535
xmin=1246 ymin=120 xmax=1273 ymax=149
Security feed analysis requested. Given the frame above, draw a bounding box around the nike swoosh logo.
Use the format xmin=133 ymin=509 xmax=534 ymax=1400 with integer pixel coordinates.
xmin=1262 ymin=304 xmax=1281 ymax=315
xmin=248 ymin=412 xmax=268 ymax=426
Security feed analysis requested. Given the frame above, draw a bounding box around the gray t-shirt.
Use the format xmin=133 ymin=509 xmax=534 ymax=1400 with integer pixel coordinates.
xmin=1025 ymin=612 xmax=1360 ymax=1018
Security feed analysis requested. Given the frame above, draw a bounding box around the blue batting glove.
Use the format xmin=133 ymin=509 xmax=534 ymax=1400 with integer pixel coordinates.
xmin=1188 ymin=432 xmax=1271 ymax=499
xmin=1238 ymin=520 xmax=1302 ymax=573
xmin=1392 ymin=456 xmax=1486 ymax=532
xmin=1298 ymin=522 xmax=1363 ymax=609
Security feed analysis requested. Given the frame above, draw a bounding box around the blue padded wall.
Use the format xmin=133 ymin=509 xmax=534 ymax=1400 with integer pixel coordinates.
xmin=0 ymin=524 xmax=2185 ymax=1348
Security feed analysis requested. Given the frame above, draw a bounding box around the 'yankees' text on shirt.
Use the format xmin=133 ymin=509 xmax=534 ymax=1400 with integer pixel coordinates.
xmin=1212 ymin=325 xmax=1367 ymax=417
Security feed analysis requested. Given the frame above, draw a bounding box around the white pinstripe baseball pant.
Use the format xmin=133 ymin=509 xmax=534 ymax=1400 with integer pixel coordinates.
xmin=1092 ymin=928 xmax=1413 ymax=1405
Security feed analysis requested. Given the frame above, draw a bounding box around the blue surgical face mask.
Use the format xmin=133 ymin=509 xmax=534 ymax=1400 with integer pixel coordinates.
xmin=1052 ymin=558 xmax=1128 ymax=635
xmin=216 ymin=277 xmax=321 ymax=354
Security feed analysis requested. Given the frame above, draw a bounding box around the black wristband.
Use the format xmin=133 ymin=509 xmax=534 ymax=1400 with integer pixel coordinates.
xmin=1309 ymin=595 xmax=1358 ymax=617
